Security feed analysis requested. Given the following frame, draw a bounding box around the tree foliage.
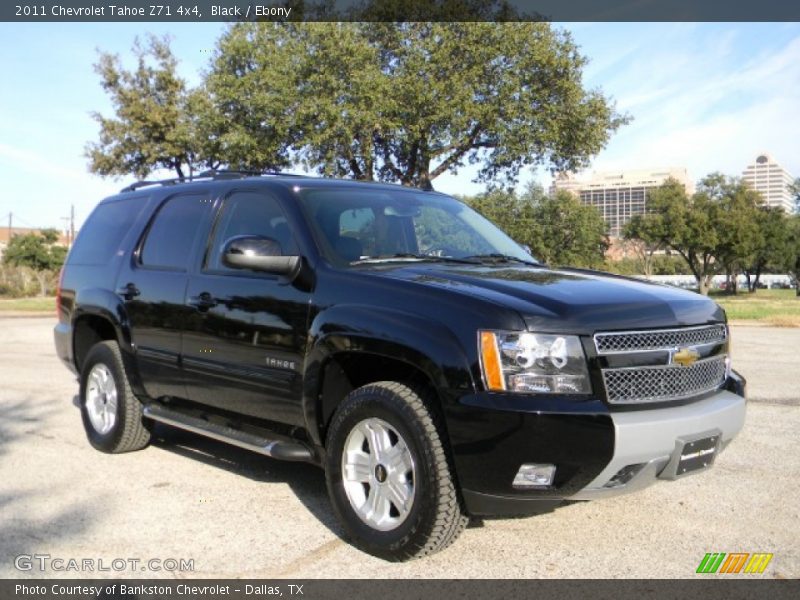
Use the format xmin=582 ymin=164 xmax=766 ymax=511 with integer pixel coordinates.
xmin=3 ymin=230 xmax=67 ymax=296
xmin=790 ymin=178 xmax=800 ymax=212
xmin=86 ymin=35 xmax=220 ymax=179
xmin=741 ymin=207 xmax=790 ymax=292
xmin=465 ymin=184 xmax=608 ymax=268
xmin=624 ymin=175 xmax=777 ymax=295
xmin=787 ymin=215 xmax=800 ymax=296
xmin=203 ymin=22 xmax=627 ymax=189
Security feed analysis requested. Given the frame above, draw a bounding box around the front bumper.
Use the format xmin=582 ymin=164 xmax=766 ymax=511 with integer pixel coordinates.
xmin=568 ymin=389 xmax=745 ymax=500
xmin=449 ymin=381 xmax=746 ymax=516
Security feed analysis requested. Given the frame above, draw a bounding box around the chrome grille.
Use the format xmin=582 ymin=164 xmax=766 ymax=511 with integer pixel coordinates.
xmin=594 ymin=324 xmax=727 ymax=354
xmin=602 ymin=355 xmax=727 ymax=405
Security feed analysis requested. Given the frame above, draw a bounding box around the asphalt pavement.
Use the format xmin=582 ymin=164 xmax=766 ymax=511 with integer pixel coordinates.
xmin=0 ymin=317 xmax=797 ymax=578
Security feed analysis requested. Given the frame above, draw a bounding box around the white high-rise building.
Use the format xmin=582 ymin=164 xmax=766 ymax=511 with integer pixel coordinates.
xmin=551 ymin=167 xmax=694 ymax=237
xmin=741 ymin=153 xmax=796 ymax=213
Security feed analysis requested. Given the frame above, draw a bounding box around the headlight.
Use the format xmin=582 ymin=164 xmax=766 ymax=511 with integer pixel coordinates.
xmin=479 ymin=331 xmax=591 ymax=394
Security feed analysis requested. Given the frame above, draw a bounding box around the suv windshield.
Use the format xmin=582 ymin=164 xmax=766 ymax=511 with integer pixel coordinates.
xmin=298 ymin=187 xmax=537 ymax=266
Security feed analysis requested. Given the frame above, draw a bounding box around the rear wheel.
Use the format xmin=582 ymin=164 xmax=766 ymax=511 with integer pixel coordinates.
xmin=79 ymin=341 xmax=151 ymax=453
xmin=325 ymin=381 xmax=467 ymax=561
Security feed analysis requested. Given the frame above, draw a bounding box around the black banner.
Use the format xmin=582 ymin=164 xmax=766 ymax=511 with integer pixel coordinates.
xmin=3 ymin=0 xmax=800 ymax=22
xmin=3 ymin=579 xmax=800 ymax=600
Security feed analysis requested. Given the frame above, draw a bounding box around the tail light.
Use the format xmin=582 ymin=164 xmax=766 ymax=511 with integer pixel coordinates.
xmin=55 ymin=268 xmax=64 ymax=318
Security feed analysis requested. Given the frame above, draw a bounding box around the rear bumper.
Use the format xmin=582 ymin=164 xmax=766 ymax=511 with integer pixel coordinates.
xmin=450 ymin=378 xmax=746 ymax=517
xmin=53 ymin=322 xmax=77 ymax=375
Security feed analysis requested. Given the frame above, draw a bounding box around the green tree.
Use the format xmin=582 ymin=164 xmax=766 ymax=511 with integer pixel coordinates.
xmin=790 ymin=178 xmax=800 ymax=212
xmin=624 ymin=177 xmax=721 ymax=295
xmin=3 ymin=230 xmax=67 ymax=296
xmin=466 ymin=184 xmax=608 ymax=268
xmin=86 ymin=35 xmax=220 ymax=179
xmin=206 ymin=22 xmax=627 ymax=188
xmin=624 ymin=174 xmax=772 ymax=295
xmin=623 ymin=181 xmax=677 ymax=279
xmin=700 ymin=174 xmax=762 ymax=294
xmin=786 ymin=215 xmax=800 ymax=297
xmin=528 ymin=190 xmax=608 ymax=267
xmin=742 ymin=207 xmax=790 ymax=292
xmin=466 ymin=184 xmax=543 ymax=249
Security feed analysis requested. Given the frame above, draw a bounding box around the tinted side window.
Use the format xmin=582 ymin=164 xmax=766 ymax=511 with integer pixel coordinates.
xmin=207 ymin=191 xmax=298 ymax=271
xmin=140 ymin=194 xmax=209 ymax=270
xmin=68 ymin=198 xmax=145 ymax=265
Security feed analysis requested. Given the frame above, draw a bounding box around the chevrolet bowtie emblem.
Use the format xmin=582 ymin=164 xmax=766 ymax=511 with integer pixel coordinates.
xmin=672 ymin=347 xmax=701 ymax=367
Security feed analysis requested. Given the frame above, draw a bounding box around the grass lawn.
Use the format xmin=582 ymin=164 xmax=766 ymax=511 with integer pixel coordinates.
xmin=710 ymin=289 xmax=800 ymax=327
xmin=1 ymin=290 xmax=798 ymax=326
xmin=0 ymin=296 xmax=55 ymax=313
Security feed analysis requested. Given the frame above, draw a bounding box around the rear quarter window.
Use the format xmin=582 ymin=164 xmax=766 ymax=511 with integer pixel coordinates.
xmin=68 ymin=197 xmax=146 ymax=265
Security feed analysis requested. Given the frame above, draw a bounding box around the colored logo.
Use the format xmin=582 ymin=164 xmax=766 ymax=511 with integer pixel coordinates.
xmin=671 ymin=347 xmax=701 ymax=367
xmin=696 ymin=552 xmax=773 ymax=574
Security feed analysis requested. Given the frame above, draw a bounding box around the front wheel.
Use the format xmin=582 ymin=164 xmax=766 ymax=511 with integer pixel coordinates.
xmin=325 ymin=382 xmax=467 ymax=560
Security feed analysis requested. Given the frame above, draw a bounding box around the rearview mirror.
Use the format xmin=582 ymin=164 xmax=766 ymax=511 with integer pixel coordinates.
xmin=384 ymin=205 xmax=421 ymax=218
xmin=222 ymin=235 xmax=301 ymax=277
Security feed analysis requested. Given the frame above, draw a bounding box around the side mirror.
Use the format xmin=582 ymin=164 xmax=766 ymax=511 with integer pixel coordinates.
xmin=222 ymin=235 xmax=301 ymax=277
xmin=519 ymin=243 xmax=533 ymax=255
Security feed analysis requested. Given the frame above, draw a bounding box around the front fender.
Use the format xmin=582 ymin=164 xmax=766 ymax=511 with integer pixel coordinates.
xmin=302 ymin=304 xmax=476 ymax=446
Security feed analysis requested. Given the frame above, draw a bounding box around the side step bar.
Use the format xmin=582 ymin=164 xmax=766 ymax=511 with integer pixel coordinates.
xmin=143 ymin=404 xmax=314 ymax=462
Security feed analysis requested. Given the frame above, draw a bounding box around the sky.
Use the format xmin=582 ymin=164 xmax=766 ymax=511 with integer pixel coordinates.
xmin=0 ymin=21 xmax=798 ymax=231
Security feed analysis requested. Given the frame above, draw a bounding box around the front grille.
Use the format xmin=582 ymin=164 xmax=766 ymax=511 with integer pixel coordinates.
xmin=594 ymin=324 xmax=727 ymax=354
xmin=602 ymin=355 xmax=728 ymax=405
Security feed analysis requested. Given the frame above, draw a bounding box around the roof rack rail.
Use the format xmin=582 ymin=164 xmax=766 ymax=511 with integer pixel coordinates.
xmin=119 ymin=169 xmax=310 ymax=193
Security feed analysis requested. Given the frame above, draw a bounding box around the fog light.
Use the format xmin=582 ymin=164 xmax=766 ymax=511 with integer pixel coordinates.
xmin=512 ymin=463 xmax=556 ymax=488
xmin=603 ymin=463 xmax=646 ymax=488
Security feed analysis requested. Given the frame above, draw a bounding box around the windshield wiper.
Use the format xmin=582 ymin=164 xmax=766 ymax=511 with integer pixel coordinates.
xmin=463 ymin=253 xmax=541 ymax=266
xmin=352 ymin=253 xmax=480 ymax=265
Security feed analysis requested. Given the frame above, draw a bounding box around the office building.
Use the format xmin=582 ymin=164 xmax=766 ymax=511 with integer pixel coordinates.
xmin=552 ymin=167 xmax=694 ymax=237
xmin=741 ymin=153 xmax=796 ymax=213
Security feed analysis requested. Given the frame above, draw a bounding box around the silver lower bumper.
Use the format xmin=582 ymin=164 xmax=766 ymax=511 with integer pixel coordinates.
xmin=569 ymin=390 xmax=746 ymax=500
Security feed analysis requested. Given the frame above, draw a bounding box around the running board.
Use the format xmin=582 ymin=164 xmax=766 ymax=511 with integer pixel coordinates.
xmin=143 ymin=404 xmax=313 ymax=462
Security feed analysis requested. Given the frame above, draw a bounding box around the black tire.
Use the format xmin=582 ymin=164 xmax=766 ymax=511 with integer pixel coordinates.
xmin=79 ymin=340 xmax=151 ymax=453
xmin=325 ymin=381 xmax=467 ymax=561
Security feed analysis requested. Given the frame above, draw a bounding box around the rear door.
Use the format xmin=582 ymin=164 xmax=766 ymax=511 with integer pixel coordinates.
xmin=182 ymin=188 xmax=311 ymax=426
xmin=116 ymin=190 xmax=214 ymax=400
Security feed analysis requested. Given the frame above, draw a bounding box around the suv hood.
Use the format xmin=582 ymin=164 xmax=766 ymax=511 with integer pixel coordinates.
xmin=368 ymin=263 xmax=724 ymax=333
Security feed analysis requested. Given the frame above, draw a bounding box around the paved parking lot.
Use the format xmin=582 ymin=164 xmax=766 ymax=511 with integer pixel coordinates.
xmin=0 ymin=318 xmax=798 ymax=578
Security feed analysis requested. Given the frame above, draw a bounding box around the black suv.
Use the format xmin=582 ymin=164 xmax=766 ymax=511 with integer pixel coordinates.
xmin=54 ymin=172 xmax=746 ymax=560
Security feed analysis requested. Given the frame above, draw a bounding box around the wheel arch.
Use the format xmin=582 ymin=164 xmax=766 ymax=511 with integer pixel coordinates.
xmin=72 ymin=288 xmax=143 ymax=395
xmin=302 ymin=304 xmax=476 ymax=447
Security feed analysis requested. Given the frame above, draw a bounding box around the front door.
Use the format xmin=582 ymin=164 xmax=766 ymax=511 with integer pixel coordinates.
xmin=182 ymin=189 xmax=310 ymax=427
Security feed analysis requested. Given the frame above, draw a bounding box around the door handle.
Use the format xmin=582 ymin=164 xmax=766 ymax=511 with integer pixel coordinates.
xmin=116 ymin=283 xmax=140 ymax=301
xmin=188 ymin=292 xmax=218 ymax=311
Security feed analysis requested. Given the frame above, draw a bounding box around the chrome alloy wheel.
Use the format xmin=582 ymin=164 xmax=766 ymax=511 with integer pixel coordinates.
xmin=341 ymin=418 xmax=416 ymax=531
xmin=85 ymin=364 xmax=118 ymax=435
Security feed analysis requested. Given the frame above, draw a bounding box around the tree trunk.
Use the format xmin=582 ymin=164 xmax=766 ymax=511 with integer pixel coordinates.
xmin=752 ymin=265 xmax=763 ymax=293
xmin=417 ymin=170 xmax=434 ymax=191
xmin=36 ymin=271 xmax=47 ymax=297
xmin=697 ymin=276 xmax=709 ymax=296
